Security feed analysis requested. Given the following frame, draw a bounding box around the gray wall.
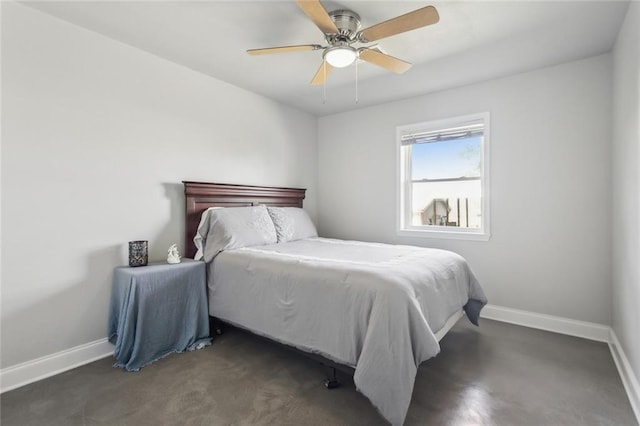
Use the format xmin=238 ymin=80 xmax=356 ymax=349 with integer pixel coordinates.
xmin=612 ymin=0 xmax=640 ymax=400
xmin=1 ymin=2 xmax=318 ymax=368
xmin=318 ymin=54 xmax=612 ymax=325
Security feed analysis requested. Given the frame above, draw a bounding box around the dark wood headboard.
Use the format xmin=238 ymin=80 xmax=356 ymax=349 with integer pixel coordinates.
xmin=183 ymin=181 xmax=306 ymax=259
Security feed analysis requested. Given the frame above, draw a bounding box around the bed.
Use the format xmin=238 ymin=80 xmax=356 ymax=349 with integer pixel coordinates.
xmin=183 ymin=181 xmax=487 ymax=426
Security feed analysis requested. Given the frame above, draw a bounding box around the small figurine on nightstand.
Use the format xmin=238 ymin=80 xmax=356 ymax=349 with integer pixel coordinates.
xmin=167 ymin=244 xmax=181 ymax=264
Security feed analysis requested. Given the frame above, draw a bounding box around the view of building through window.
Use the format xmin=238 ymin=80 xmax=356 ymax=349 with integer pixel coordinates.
xmin=410 ymin=136 xmax=482 ymax=228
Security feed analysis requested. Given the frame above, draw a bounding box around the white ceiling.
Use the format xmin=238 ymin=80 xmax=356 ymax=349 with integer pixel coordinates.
xmin=24 ymin=1 xmax=630 ymax=116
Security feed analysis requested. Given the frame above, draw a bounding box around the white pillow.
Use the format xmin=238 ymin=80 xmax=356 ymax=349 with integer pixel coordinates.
xmin=267 ymin=207 xmax=318 ymax=243
xmin=193 ymin=207 xmax=221 ymax=260
xmin=193 ymin=205 xmax=277 ymax=262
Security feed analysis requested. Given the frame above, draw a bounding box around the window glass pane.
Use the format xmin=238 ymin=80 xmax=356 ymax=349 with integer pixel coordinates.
xmin=409 ymin=136 xmax=483 ymax=228
xmin=411 ymin=136 xmax=481 ymax=180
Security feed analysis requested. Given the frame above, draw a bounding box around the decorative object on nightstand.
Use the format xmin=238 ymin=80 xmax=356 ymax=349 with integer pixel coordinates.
xmin=128 ymin=240 xmax=148 ymax=267
xmin=108 ymin=259 xmax=211 ymax=371
xmin=167 ymin=243 xmax=181 ymax=264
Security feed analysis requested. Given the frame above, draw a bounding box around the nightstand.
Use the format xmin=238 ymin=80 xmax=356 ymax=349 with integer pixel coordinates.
xmin=108 ymin=259 xmax=211 ymax=371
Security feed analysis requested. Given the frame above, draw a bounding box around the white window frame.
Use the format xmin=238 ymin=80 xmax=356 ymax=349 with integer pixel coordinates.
xmin=396 ymin=112 xmax=491 ymax=241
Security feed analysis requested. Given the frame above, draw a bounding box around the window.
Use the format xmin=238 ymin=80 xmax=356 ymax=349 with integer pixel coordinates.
xmin=397 ymin=112 xmax=490 ymax=240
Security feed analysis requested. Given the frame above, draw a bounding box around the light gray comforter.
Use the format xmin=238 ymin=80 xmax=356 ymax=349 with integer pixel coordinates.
xmin=207 ymin=237 xmax=487 ymax=425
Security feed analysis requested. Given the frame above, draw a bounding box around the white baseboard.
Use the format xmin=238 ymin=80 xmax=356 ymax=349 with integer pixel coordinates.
xmin=608 ymin=330 xmax=640 ymax=424
xmin=480 ymin=304 xmax=611 ymax=342
xmin=1 ymin=338 xmax=113 ymax=394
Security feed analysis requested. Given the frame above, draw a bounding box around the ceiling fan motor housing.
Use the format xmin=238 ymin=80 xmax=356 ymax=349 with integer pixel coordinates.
xmin=327 ymin=9 xmax=361 ymax=43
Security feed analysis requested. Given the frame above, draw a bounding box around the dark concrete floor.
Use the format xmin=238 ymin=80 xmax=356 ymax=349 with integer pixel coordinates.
xmin=1 ymin=319 xmax=637 ymax=425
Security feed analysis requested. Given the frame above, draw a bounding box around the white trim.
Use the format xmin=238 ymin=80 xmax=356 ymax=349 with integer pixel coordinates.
xmin=480 ymin=304 xmax=610 ymax=342
xmin=608 ymin=330 xmax=640 ymax=424
xmin=397 ymin=228 xmax=491 ymax=241
xmin=1 ymin=338 xmax=113 ymax=393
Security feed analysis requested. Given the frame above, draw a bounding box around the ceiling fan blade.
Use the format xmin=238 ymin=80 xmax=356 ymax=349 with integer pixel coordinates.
xmin=247 ymin=44 xmax=322 ymax=55
xmin=296 ymin=0 xmax=339 ymax=35
xmin=311 ymin=61 xmax=334 ymax=85
xmin=358 ymin=6 xmax=439 ymax=43
xmin=359 ymin=48 xmax=412 ymax=74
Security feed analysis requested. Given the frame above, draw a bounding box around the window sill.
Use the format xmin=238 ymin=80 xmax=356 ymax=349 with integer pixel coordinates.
xmin=397 ymin=228 xmax=491 ymax=241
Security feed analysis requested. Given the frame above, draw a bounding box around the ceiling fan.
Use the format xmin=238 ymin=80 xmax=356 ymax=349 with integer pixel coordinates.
xmin=247 ymin=0 xmax=440 ymax=85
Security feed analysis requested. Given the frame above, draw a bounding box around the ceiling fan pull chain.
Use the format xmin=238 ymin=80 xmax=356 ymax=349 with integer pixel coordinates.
xmin=355 ymin=59 xmax=359 ymax=104
xmin=323 ymin=59 xmax=327 ymax=104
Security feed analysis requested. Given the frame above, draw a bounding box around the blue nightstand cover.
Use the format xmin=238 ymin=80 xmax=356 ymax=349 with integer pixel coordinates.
xmin=108 ymin=259 xmax=211 ymax=371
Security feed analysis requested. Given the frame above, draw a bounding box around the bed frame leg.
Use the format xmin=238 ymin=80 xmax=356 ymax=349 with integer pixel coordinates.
xmin=209 ymin=317 xmax=224 ymax=336
xmin=324 ymin=367 xmax=341 ymax=389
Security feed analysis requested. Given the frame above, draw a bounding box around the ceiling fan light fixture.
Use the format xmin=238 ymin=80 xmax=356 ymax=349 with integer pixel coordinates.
xmin=324 ymin=45 xmax=357 ymax=68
